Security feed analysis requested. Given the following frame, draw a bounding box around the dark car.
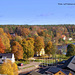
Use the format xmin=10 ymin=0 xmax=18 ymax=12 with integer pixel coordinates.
xmin=18 ymin=63 xmax=23 ymax=66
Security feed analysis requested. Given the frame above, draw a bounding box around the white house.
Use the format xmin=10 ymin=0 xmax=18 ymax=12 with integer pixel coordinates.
xmin=0 ymin=53 xmax=15 ymax=63
xmin=62 ymin=35 xmax=66 ymax=40
xmin=69 ymin=37 xmax=73 ymax=41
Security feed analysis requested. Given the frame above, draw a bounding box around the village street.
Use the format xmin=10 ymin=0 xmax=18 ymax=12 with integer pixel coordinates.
xmin=18 ymin=62 xmax=41 ymax=75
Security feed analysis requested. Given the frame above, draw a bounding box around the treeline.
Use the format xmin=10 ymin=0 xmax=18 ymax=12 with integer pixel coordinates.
xmin=0 ymin=25 xmax=75 ymax=42
xmin=0 ymin=25 xmax=75 ymax=59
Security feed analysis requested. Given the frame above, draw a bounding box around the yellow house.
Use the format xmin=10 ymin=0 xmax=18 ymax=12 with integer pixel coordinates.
xmin=54 ymin=71 xmax=66 ymax=75
xmin=36 ymin=48 xmax=45 ymax=56
xmin=40 ymin=48 xmax=45 ymax=56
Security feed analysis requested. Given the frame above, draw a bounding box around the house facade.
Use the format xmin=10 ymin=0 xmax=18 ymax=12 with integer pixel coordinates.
xmin=0 ymin=53 xmax=15 ymax=63
xmin=36 ymin=48 xmax=45 ymax=56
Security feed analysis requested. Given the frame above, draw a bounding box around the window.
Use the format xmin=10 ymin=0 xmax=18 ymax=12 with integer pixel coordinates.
xmin=2 ymin=59 xmax=4 ymax=61
xmin=59 ymin=73 xmax=61 ymax=75
xmin=0 ymin=56 xmax=2 ymax=58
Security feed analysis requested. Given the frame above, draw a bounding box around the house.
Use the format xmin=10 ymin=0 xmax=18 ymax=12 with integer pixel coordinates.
xmin=45 ymin=66 xmax=74 ymax=75
xmin=0 ymin=53 xmax=15 ymax=63
xmin=68 ymin=38 xmax=73 ymax=41
xmin=62 ymin=35 xmax=66 ymax=40
xmin=39 ymin=48 xmax=45 ymax=56
xmin=10 ymin=33 xmax=15 ymax=37
xmin=36 ymin=48 xmax=45 ymax=56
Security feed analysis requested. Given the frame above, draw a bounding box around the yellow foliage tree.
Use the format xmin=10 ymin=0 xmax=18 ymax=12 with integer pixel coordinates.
xmin=34 ymin=36 xmax=44 ymax=55
xmin=21 ymin=38 xmax=34 ymax=58
xmin=0 ymin=60 xmax=18 ymax=75
xmin=45 ymin=41 xmax=52 ymax=55
xmin=0 ymin=28 xmax=10 ymax=51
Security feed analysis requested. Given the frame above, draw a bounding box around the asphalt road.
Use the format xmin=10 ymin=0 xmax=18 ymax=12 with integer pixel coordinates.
xmin=18 ymin=62 xmax=41 ymax=75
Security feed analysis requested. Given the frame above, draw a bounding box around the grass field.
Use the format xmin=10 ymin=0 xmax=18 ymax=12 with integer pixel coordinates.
xmin=15 ymin=55 xmax=69 ymax=66
xmin=15 ymin=60 xmax=30 ymax=65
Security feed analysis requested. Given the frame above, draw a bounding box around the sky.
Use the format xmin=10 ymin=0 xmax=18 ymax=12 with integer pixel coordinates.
xmin=0 ymin=0 xmax=75 ymax=25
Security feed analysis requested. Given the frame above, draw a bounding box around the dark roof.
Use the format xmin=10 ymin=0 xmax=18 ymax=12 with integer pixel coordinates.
xmin=46 ymin=66 xmax=62 ymax=74
xmin=58 ymin=60 xmax=66 ymax=64
xmin=62 ymin=69 xmax=74 ymax=75
xmin=46 ymin=66 xmax=74 ymax=75
xmin=62 ymin=56 xmax=74 ymax=68
xmin=10 ymin=33 xmax=15 ymax=34
xmin=61 ymin=56 xmax=75 ymax=72
xmin=30 ymin=71 xmax=42 ymax=75
xmin=0 ymin=53 xmax=13 ymax=58
xmin=39 ymin=67 xmax=49 ymax=74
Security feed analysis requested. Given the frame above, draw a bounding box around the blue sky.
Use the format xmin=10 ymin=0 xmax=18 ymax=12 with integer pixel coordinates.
xmin=0 ymin=0 xmax=75 ymax=25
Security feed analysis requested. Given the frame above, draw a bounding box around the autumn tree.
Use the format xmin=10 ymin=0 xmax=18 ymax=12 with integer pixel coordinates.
xmin=11 ymin=41 xmax=23 ymax=59
xmin=21 ymin=28 xmax=30 ymax=37
xmin=15 ymin=35 xmax=22 ymax=42
xmin=7 ymin=33 xmax=12 ymax=40
xmin=15 ymin=27 xmax=30 ymax=37
xmin=0 ymin=38 xmax=5 ymax=53
xmin=51 ymin=44 xmax=57 ymax=56
xmin=0 ymin=28 xmax=10 ymax=51
xmin=0 ymin=60 xmax=18 ymax=75
xmin=45 ymin=41 xmax=52 ymax=56
xmin=66 ymin=44 xmax=75 ymax=56
xmin=38 ymin=30 xmax=45 ymax=36
xmin=0 ymin=28 xmax=4 ymax=35
xmin=45 ymin=41 xmax=57 ymax=57
xmin=34 ymin=36 xmax=44 ymax=55
xmin=21 ymin=38 xmax=34 ymax=58
xmin=4 ymin=26 xmax=9 ymax=33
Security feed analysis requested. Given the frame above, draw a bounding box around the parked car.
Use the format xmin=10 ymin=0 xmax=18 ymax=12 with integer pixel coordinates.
xmin=18 ymin=63 xmax=23 ymax=66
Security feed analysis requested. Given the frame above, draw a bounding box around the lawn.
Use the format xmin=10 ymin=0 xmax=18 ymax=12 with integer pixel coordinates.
xmin=33 ymin=55 xmax=69 ymax=64
xmin=15 ymin=60 xmax=30 ymax=65
xmin=15 ymin=55 xmax=69 ymax=66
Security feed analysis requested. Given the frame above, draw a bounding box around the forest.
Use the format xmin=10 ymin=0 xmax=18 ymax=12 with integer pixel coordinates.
xmin=0 ymin=25 xmax=75 ymax=59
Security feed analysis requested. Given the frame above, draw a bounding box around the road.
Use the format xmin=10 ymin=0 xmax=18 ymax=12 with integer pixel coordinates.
xmin=18 ymin=62 xmax=41 ymax=75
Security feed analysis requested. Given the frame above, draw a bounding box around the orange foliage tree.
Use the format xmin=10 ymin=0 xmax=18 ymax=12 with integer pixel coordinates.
xmin=0 ymin=28 xmax=10 ymax=50
xmin=21 ymin=28 xmax=30 ymax=37
xmin=0 ymin=38 xmax=5 ymax=53
xmin=11 ymin=41 xmax=23 ymax=59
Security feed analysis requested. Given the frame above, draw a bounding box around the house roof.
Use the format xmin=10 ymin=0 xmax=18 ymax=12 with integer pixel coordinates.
xmin=62 ymin=35 xmax=66 ymax=38
xmin=0 ymin=53 xmax=13 ymax=58
xmin=46 ymin=66 xmax=62 ymax=74
xmin=30 ymin=71 xmax=42 ymax=75
xmin=46 ymin=66 xmax=74 ymax=75
xmin=62 ymin=56 xmax=75 ymax=72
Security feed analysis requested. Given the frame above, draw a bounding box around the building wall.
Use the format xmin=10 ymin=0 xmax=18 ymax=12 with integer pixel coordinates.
xmin=12 ymin=54 xmax=15 ymax=62
xmin=0 ymin=54 xmax=15 ymax=63
xmin=54 ymin=71 xmax=65 ymax=75
xmin=40 ymin=48 xmax=45 ymax=56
